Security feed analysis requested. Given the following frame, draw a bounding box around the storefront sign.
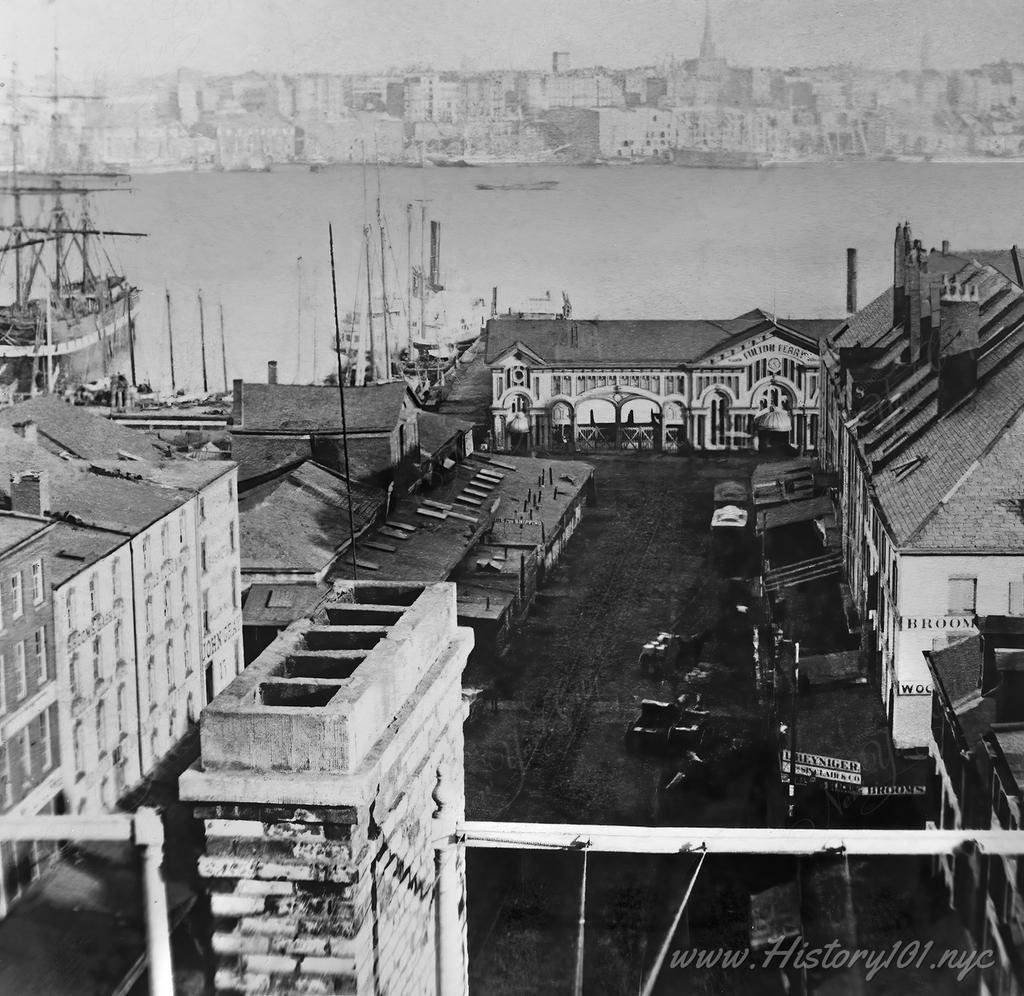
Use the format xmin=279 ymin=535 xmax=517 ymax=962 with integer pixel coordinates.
xmin=741 ymin=340 xmax=816 ymax=365
xmin=203 ymin=614 xmax=240 ymax=661
xmin=857 ymin=784 xmax=927 ymax=797
xmin=896 ymin=681 xmax=933 ymax=696
xmin=900 ymin=615 xmax=975 ymax=632
xmin=781 ymin=750 xmax=862 ymax=785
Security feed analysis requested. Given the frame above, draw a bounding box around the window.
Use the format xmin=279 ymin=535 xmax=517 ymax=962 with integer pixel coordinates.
xmin=34 ymin=628 xmax=47 ymax=684
xmin=69 ymin=654 xmax=79 ymax=697
xmin=160 ymin=523 xmax=169 ymax=559
xmin=200 ymin=540 xmax=208 ymax=573
xmin=178 ymin=510 xmax=187 ymax=545
xmin=111 ymin=559 xmax=120 ymax=599
xmin=145 ymin=596 xmax=154 ymax=634
xmin=235 ymin=639 xmax=242 ymax=675
xmin=948 ymin=577 xmax=977 ymax=614
xmin=40 ymin=709 xmax=52 ymax=771
xmin=166 ymin=641 xmax=174 ymax=689
xmin=88 ymin=573 xmax=98 ymax=615
xmin=1011 ymin=579 xmax=1024 ymax=616
xmin=183 ymin=626 xmax=192 ymax=674
xmin=147 ymin=656 xmax=155 ymax=695
xmin=10 ymin=572 xmax=23 ymax=619
xmin=31 ymin=560 xmax=44 ymax=605
xmin=116 ymin=684 xmax=127 ymax=732
xmin=113 ymin=621 xmax=122 ymax=658
xmin=199 ymin=496 xmax=206 ymax=522
xmin=227 ymin=477 xmax=234 ymax=501
xmin=20 ymin=729 xmax=30 ymax=785
xmin=100 ymin=776 xmax=110 ymax=809
xmin=229 ymin=522 xmax=236 ymax=553
xmin=14 ymin=641 xmax=27 ymax=699
xmin=180 ymin=568 xmax=190 ymax=606
xmin=95 ymin=699 xmax=107 ymax=754
xmin=92 ymin=636 xmax=102 ymax=686
xmin=163 ymin=580 xmax=172 ymax=621
xmin=1 ymin=748 xmax=10 ymax=807
xmin=232 ymin=570 xmax=239 ymax=610
xmin=142 ymin=536 xmax=151 ymax=572
xmin=73 ymin=722 xmax=83 ymax=772
xmin=66 ymin=590 xmax=76 ymax=631
xmin=202 ymin=591 xmax=210 ymax=635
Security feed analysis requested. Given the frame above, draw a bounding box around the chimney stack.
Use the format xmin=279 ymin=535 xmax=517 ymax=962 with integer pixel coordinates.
xmin=491 ymin=287 xmax=498 ymax=318
xmin=267 ymin=360 xmax=278 ymax=385
xmin=846 ymin=248 xmax=858 ymax=314
xmin=13 ymin=420 xmax=38 ymax=446
xmin=232 ymin=378 xmax=243 ymax=426
xmin=937 ymin=278 xmax=980 ymax=415
xmin=11 ymin=471 xmax=50 ymax=516
xmin=902 ymin=240 xmax=926 ymax=365
xmin=893 ymin=222 xmax=908 ymax=327
xmin=942 ymin=239 xmax=950 ymax=255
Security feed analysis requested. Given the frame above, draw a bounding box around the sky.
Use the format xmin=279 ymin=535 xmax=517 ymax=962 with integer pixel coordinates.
xmin=2 ymin=0 xmax=1022 ymax=83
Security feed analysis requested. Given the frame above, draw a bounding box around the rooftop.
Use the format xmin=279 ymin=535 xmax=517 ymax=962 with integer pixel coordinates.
xmin=416 ymin=410 xmax=474 ymax=458
xmin=484 ymin=311 xmax=840 ymax=368
xmin=0 ymin=511 xmax=50 ymax=555
xmin=234 ymin=381 xmax=415 ymax=434
xmin=188 ymin=582 xmax=471 ymax=796
xmin=238 ymin=460 xmax=385 ymax=575
xmin=46 ymin=521 xmax=128 ymax=587
xmin=0 ymin=396 xmax=170 ymax=463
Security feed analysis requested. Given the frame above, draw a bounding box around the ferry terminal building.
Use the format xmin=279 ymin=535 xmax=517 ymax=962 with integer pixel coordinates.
xmin=484 ymin=310 xmax=842 ymax=453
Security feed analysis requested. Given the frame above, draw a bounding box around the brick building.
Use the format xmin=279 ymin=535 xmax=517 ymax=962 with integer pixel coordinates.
xmin=485 ymin=310 xmax=839 ymax=453
xmin=180 ymin=581 xmax=472 ymax=995
xmin=0 ymin=512 xmax=62 ymax=916
xmin=819 ymin=223 xmax=1024 ymax=751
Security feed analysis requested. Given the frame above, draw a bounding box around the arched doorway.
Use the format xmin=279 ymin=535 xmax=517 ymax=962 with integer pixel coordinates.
xmin=575 ymin=397 xmax=617 ymax=451
xmin=753 ymin=382 xmax=796 ymax=451
xmin=549 ymin=400 xmax=573 ymax=451
xmin=708 ymin=391 xmax=731 ymax=449
xmin=662 ymin=400 xmax=688 ymax=452
xmin=619 ymin=397 xmax=660 ymax=450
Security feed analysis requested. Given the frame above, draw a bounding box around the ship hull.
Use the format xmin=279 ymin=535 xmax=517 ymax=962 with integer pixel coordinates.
xmin=0 ymin=289 xmax=138 ymax=397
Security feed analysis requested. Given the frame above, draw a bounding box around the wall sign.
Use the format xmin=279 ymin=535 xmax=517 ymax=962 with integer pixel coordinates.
xmin=900 ymin=616 xmax=975 ymax=632
xmin=741 ymin=340 xmax=816 ymax=364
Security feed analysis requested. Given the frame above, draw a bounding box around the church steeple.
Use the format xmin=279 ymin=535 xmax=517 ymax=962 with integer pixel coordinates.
xmin=700 ymin=0 xmax=717 ymax=61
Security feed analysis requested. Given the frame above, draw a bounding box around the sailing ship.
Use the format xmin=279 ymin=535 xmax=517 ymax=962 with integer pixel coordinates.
xmin=0 ymin=168 xmax=145 ymax=399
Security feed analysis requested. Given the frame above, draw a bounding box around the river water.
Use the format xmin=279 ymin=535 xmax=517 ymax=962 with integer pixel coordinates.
xmin=94 ymin=161 xmax=1024 ymax=390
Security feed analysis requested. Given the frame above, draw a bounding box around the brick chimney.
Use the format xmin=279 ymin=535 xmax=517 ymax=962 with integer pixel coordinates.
xmin=12 ymin=420 xmax=38 ymax=446
xmin=231 ymin=379 xmax=243 ymax=426
xmin=893 ymin=222 xmax=906 ymax=327
xmin=267 ymin=360 xmax=278 ymax=385
xmin=901 ymin=238 xmax=926 ymax=365
xmin=846 ymin=248 xmax=857 ymax=314
xmin=11 ymin=471 xmax=50 ymax=516
xmin=937 ymin=278 xmax=980 ymax=415
xmin=925 ymin=281 xmax=943 ymax=369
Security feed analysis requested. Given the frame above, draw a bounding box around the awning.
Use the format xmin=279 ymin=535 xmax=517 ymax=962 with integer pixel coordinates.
xmin=755 ymin=495 xmax=835 ymax=532
xmin=754 ymin=407 xmax=792 ymax=432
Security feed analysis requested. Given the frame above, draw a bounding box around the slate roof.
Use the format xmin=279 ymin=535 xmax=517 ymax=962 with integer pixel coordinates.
xmin=238 ymin=461 xmax=385 ymax=574
xmin=0 ymin=512 xmax=50 ymax=554
xmin=47 ymin=521 xmax=128 ymax=587
xmin=0 ymin=428 xmax=186 ymax=534
xmin=827 ymin=249 xmax=1024 ymax=549
xmin=417 ymin=411 xmax=474 ymax=457
xmin=242 ymin=581 xmax=326 ymax=627
xmin=230 ymin=434 xmax=309 ymax=486
xmin=235 ymin=381 xmax=415 ymax=433
xmin=928 ymin=634 xmax=984 ymax=711
xmin=0 ymin=396 xmax=169 ymax=462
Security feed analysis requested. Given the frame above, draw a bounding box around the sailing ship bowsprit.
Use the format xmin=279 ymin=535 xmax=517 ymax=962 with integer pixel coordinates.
xmin=0 ymin=174 xmax=146 ymax=398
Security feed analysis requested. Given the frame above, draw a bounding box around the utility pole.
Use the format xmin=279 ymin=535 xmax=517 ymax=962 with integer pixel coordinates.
xmin=296 ymin=256 xmax=303 ymax=382
xmin=219 ymin=301 xmax=229 ymax=392
xmin=377 ymin=189 xmax=391 ymax=382
xmin=406 ymin=202 xmax=413 ymax=355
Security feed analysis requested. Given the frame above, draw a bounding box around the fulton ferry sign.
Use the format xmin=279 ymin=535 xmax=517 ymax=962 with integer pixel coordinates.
xmin=741 ymin=339 xmax=817 ymax=364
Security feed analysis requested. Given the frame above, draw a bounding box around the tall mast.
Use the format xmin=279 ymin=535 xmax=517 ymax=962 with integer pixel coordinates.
xmin=165 ymin=288 xmax=177 ymax=393
xmin=126 ymin=286 xmax=137 ymax=385
xmin=376 ymin=177 xmax=391 ymax=382
xmin=197 ymin=289 xmax=209 ymax=393
xmin=10 ymin=63 xmax=24 ymax=308
xmin=419 ymin=201 xmax=427 ymax=343
xmin=219 ymin=302 xmax=229 ymax=391
xmin=296 ymin=256 xmax=303 ymax=381
xmin=363 ymin=224 xmax=376 ymax=381
xmin=406 ymin=203 xmax=413 ymax=355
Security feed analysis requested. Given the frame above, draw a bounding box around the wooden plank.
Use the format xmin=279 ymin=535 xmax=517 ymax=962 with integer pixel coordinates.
xmin=477 ymin=471 xmax=504 ymax=481
xmin=455 ymin=494 xmax=483 ymax=507
xmin=464 ymin=488 xmax=491 ymax=499
xmin=422 ymin=498 xmax=454 ymax=511
xmin=363 ymin=541 xmax=397 ymax=553
xmin=378 ymin=527 xmax=411 ymax=541
xmin=354 ymin=559 xmax=380 ymax=571
xmin=385 ymin=520 xmax=417 ymax=532
xmin=469 ymin=477 xmax=495 ymax=488
xmin=489 ymin=459 xmax=517 ymax=471
xmin=417 ymin=507 xmax=448 ymax=519
xmin=447 ymin=510 xmax=479 ymax=524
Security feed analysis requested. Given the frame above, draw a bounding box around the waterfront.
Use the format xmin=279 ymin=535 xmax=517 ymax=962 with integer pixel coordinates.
xmin=94 ymin=161 xmax=1024 ymax=391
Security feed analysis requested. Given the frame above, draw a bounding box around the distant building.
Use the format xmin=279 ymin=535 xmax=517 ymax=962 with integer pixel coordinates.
xmin=552 ymin=52 xmax=571 ymax=75
xmin=484 ymin=310 xmax=839 ymax=453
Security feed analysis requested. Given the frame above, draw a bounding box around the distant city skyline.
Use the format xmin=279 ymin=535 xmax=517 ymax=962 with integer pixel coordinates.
xmin=2 ymin=0 xmax=1023 ymax=85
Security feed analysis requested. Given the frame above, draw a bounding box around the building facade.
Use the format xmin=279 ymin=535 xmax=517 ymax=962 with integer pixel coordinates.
xmin=485 ymin=311 xmax=838 ymax=454
xmin=820 ymin=223 xmax=1024 ymax=751
xmin=0 ymin=512 xmax=62 ymax=917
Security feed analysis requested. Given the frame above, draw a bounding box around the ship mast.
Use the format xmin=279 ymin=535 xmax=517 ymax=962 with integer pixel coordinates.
xmin=376 ymin=170 xmax=391 ymax=382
